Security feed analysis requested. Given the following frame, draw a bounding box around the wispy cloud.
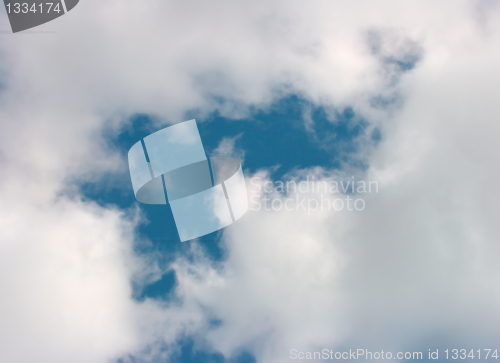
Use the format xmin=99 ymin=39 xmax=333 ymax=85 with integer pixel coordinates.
xmin=212 ymin=133 xmax=246 ymax=162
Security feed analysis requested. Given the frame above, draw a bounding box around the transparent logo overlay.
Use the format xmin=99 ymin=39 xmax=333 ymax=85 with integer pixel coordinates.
xmin=128 ymin=120 xmax=248 ymax=242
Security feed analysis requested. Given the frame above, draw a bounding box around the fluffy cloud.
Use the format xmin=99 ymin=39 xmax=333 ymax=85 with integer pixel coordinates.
xmin=1 ymin=0 xmax=500 ymax=362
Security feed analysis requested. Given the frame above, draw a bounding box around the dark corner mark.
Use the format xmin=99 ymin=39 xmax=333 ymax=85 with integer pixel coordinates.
xmin=4 ymin=0 xmax=80 ymax=33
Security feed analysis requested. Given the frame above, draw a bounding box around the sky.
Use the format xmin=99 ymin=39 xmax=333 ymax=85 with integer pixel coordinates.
xmin=1 ymin=1 xmax=500 ymax=362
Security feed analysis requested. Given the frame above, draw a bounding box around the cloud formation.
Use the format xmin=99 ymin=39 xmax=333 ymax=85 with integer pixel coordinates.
xmin=1 ymin=0 xmax=500 ymax=362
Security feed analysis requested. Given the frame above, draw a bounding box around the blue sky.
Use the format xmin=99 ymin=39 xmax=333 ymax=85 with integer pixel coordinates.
xmin=84 ymin=99 xmax=372 ymax=290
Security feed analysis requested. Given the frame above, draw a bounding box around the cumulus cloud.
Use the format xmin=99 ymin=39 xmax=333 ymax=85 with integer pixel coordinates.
xmin=2 ymin=0 xmax=500 ymax=362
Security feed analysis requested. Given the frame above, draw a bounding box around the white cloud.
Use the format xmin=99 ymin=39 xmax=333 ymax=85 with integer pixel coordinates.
xmin=2 ymin=0 xmax=500 ymax=362
xmin=212 ymin=133 xmax=245 ymax=162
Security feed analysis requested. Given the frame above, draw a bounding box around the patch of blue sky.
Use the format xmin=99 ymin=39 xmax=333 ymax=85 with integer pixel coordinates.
xmin=170 ymin=337 xmax=256 ymax=363
xmin=195 ymin=95 xmax=379 ymax=178
xmin=115 ymin=336 xmax=256 ymax=363
xmin=78 ymin=94 xmax=379 ymax=303
xmin=133 ymin=269 xmax=176 ymax=302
